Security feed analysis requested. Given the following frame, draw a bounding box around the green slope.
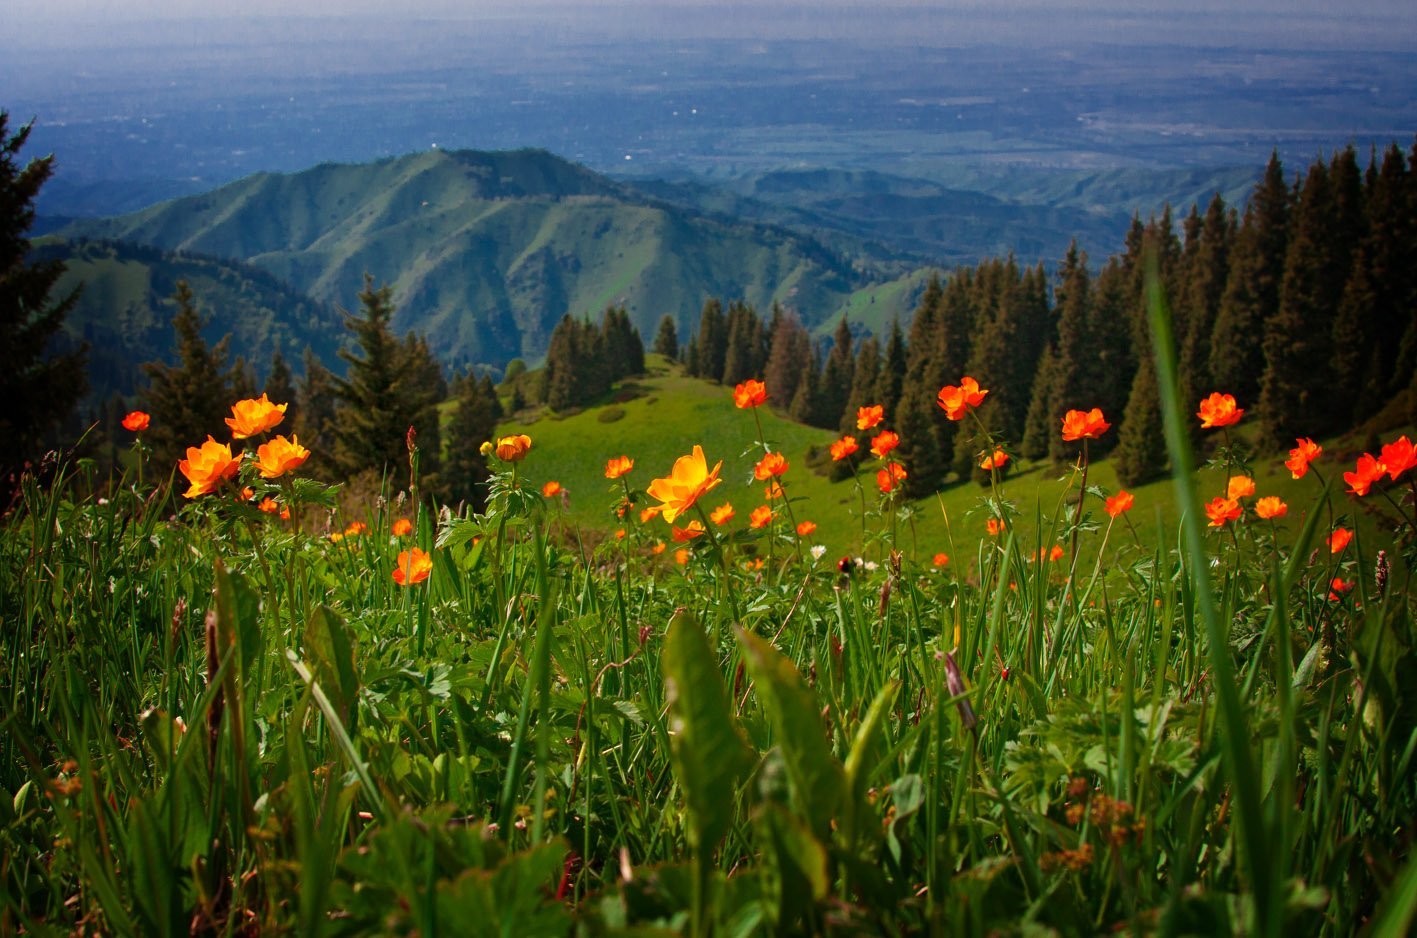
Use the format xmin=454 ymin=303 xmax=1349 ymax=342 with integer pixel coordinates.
xmin=56 ymin=148 xmax=889 ymax=375
xmin=492 ymin=358 xmax=1406 ymax=571
xmin=34 ymin=238 xmax=345 ymax=402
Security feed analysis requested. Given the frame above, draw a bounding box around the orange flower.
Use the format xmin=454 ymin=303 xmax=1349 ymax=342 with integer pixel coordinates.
xmin=494 ymin=434 xmax=532 ymax=462
xmin=1327 ymin=528 xmax=1352 ymax=554
xmin=674 ymin=548 xmax=691 ymax=566
xmin=753 ymin=451 xmax=790 ymax=481
xmin=796 ymin=520 xmax=817 ymax=537
xmin=121 ymin=410 xmax=150 ymax=432
xmin=392 ymin=517 xmax=414 ymax=536
xmin=1048 ymin=544 xmax=1065 ymax=562
xmin=646 ymin=445 xmax=724 ymax=523
xmin=1204 ymin=496 xmax=1242 ymax=527
xmin=280 ymin=506 xmax=291 ymax=521
xmin=1285 ymin=438 xmax=1322 ymax=479
xmin=1329 ymin=577 xmax=1354 ymax=602
xmin=856 ymin=404 xmax=884 ymax=430
xmin=542 ymin=480 xmax=563 ymax=497
xmin=937 ymin=376 xmax=988 ymax=421
xmin=733 ymin=379 xmax=767 ymax=409
xmin=345 ymin=521 xmax=369 ymax=537
xmin=1105 ymin=491 xmax=1134 ymax=518
xmin=743 ymin=557 xmax=765 ymax=572
xmin=932 ymin=552 xmax=949 ymax=567
xmin=1344 ymin=453 xmax=1387 ymax=496
xmin=830 ymin=436 xmax=859 ymax=461
xmin=749 ymin=504 xmax=774 ymax=529
xmin=1060 ymin=408 xmax=1111 ymax=442
xmin=1226 ymin=475 xmax=1255 ymax=500
xmin=980 ymin=448 xmax=1009 ymax=471
xmin=876 ymin=462 xmax=907 ymax=494
xmin=1196 ymin=392 xmax=1243 ymax=429
xmin=764 ymin=481 xmax=784 ymax=501
xmin=392 ymin=547 xmax=433 ymax=586
xmin=710 ymin=503 xmax=735 ymax=525
xmin=614 ymin=528 xmax=626 ymax=540
xmin=672 ymin=520 xmax=706 ymax=542
xmin=257 ymin=497 xmax=280 ymax=514
xmin=178 ymin=437 xmax=242 ymax=498
xmin=240 ymin=486 xmax=256 ymax=501
xmin=651 ymin=541 xmax=666 ymax=555
xmin=986 ymin=517 xmax=1005 ymax=536
xmin=1380 ymin=435 xmax=1416 ymax=482
xmin=1254 ymin=496 xmax=1287 ymax=519
xmin=870 ymin=430 xmax=899 ymax=459
xmin=604 ymin=455 xmax=635 ymax=479
xmin=639 ymin=505 xmax=662 ymax=524
xmin=254 ymin=434 xmax=309 ymax=479
xmin=225 ymin=393 xmax=287 ymax=439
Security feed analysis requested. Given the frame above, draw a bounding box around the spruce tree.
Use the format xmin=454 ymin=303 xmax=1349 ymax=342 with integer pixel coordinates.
xmin=765 ymin=312 xmax=811 ymax=407
xmin=1362 ymin=145 xmax=1414 ymax=395
xmin=332 ymin=276 xmax=419 ymax=479
xmin=295 ymin=347 xmax=338 ymax=479
xmin=140 ymin=281 xmax=235 ymax=467
xmin=652 ymin=314 xmax=679 ymax=360
xmin=1177 ymin=194 xmax=1232 ymax=415
xmin=1331 ymin=242 xmax=1380 ymax=422
xmin=543 ymin=314 xmax=581 ymax=411
xmin=818 ymin=315 xmax=856 ymax=430
xmin=895 ymin=378 xmax=946 ymax=497
xmin=1113 ymin=353 xmax=1168 ymax=486
xmin=788 ymin=347 xmax=823 ymax=426
xmin=0 ymin=112 xmax=88 ymax=475
xmin=266 ymin=349 xmax=296 ymax=412
xmin=842 ymin=335 xmax=881 ymax=434
xmin=721 ymin=301 xmax=765 ymax=386
xmin=1021 ymin=344 xmax=1059 ymax=460
xmin=694 ymin=298 xmax=727 ymax=381
xmin=1046 ymin=242 xmax=1094 ymax=463
xmin=445 ymin=371 xmax=502 ymax=511
xmin=400 ymin=331 xmax=446 ymax=489
xmin=876 ymin=319 xmax=907 ymax=420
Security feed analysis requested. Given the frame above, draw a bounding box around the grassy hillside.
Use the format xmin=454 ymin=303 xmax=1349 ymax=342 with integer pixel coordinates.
xmin=34 ymin=238 xmax=345 ymax=402
xmin=491 ymin=357 xmax=1407 ymax=570
xmin=56 ymin=149 xmax=899 ymax=375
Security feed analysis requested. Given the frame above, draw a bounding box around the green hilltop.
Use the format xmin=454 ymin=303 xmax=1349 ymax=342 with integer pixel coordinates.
xmin=55 ymin=148 xmax=927 ymax=375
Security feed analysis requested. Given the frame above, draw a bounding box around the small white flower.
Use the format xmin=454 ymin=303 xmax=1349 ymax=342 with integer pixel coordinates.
xmin=810 ymin=544 xmax=826 ymax=560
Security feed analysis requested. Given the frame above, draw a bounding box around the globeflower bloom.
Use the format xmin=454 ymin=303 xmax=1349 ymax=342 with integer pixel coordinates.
xmin=254 ymin=434 xmax=309 ymax=479
xmin=179 ymin=437 xmax=243 ymax=498
xmin=1380 ymin=435 xmax=1416 ymax=482
xmin=604 ymin=455 xmax=634 ymax=480
xmin=1344 ymin=453 xmax=1387 ymax=496
xmin=830 ymin=436 xmax=859 ymax=461
xmin=796 ymin=520 xmax=817 ymax=537
xmin=733 ymin=379 xmax=768 ymax=409
xmin=392 ymin=518 xmax=414 ymax=536
xmin=1327 ymin=528 xmax=1352 ymax=555
xmin=1226 ymin=475 xmax=1255 ymax=500
xmin=980 ymin=448 xmax=1009 ymax=471
xmin=1204 ymin=496 xmax=1242 ymax=527
xmin=856 ymin=404 xmax=884 ymax=430
xmin=495 ymin=434 xmax=532 ymax=462
xmin=710 ymin=503 xmax=735 ymax=525
xmin=1105 ymin=490 xmax=1134 ymax=518
xmin=672 ymin=520 xmax=706 ymax=542
xmin=749 ymin=504 xmax=774 ymax=529
xmin=753 ymin=451 xmax=790 ymax=481
xmin=392 ymin=547 xmax=433 ymax=586
xmin=258 ymin=497 xmax=280 ymax=515
xmin=986 ymin=517 xmax=1005 ymax=537
xmin=876 ymin=462 xmax=907 ymax=494
xmin=1060 ymin=408 xmax=1110 ymax=442
xmin=646 ymin=445 xmax=724 ymax=524
xmin=1285 ymin=438 xmax=1322 ymax=479
xmin=542 ymin=480 xmax=563 ymax=498
xmin=1254 ymin=496 xmax=1288 ymax=520
xmin=870 ymin=430 xmax=899 ymax=459
xmin=937 ymin=377 xmax=988 ymax=421
xmin=225 ymin=393 xmax=287 ymax=439
xmin=1197 ymin=393 xmax=1243 ymax=429
xmin=122 ymin=410 xmax=150 ymax=432
xmin=932 ymin=552 xmax=949 ymax=568
xmin=1329 ymin=578 xmax=1354 ymax=602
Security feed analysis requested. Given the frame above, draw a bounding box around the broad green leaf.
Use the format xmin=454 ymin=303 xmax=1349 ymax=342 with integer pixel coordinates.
xmin=304 ymin=605 xmax=360 ymax=730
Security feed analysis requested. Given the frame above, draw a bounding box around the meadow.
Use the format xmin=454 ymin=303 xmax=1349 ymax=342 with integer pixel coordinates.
xmin=2 ymin=295 xmax=1415 ymax=936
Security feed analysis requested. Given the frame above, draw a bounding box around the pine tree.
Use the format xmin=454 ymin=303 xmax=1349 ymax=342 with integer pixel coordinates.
xmin=543 ymin=314 xmax=581 ymax=411
xmin=788 ymin=347 xmax=823 ymax=426
xmin=1260 ymin=159 xmax=1342 ymax=443
xmin=1211 ymin=152 xmax=1289 ymax=405
xmin=842 ymin=335 xmax=881 ymax=434
xmin=1021 ymin=344 xmax=1059 ymax=460
xmin=721 ymin=301 xmax=765 ymax=386
xmin=1362 ymin=145 xmax=1414 ymax=396
xmin=445 ymin=371 xmax=502 ymax=511
xmin=765 ymin=312 xmax=812 ymax=408
xmin=600 ymin=305 xmax=645 ymax=381
xmin=0 ymin=112 xmax=88 ymax=476
xmin=140 ymin=281 xmax=235 ymax=467
xmin=1177 ymin=194 xmax=1232 ymax=415
xmin=1113 ymin=353 xmax=1168 ymax=486
xmin=818 ymin=316 xmax=856 ymax=430
xmin=1046 ymin=242 xmax=1094 ymax=463
xmin=1331 ymin=242 xmax=1380 ymax=422
xmin=694 ymin=298 xmax=727 ymax=381
xmin=400 ymin=331 xmax=446 ymax=489
xmin=266 ymin=349 xmax=296 ymax=412
xmin=332 ymin=276 xmax=419 ymax=479
xmin=652 ymin=314 xmax=679 ymax=360
xmin=895 ymin=378 xmax=946 ymax=497
xmin=876 ymin=319 xmax=907 ymax=420
xmin=295 ymin=347 xmax=338 ymax=479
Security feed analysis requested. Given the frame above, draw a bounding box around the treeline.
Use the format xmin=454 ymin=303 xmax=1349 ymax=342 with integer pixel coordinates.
xmin=676 ymin=143 xmax=1417 ymax=493
xmin=539 ymin=306 xmax=645 ymax=410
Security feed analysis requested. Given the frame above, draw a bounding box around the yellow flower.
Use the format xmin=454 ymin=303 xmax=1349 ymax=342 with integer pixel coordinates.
xmin=225 ymin=393 xmax=287 ymax=439
xmin=254 ymin=434 xmax=309 ymax=479
xmin=646 ymin=445 xmax=723 ymax=524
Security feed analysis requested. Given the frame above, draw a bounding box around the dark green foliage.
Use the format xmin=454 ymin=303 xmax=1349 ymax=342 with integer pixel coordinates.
xmin=788 ymin=347 xmax=826 ymax=427
xmin=1211 ymin=152 xmax=1288 ymax=406
xmin=894 ymin=378 xmax=946 ymax=497
xmin=600 ymin=305 xmax=646 ymax=379
xmin=1113 ymin=352 xmax=1168 ymax=486
xmin=652 ymin=314 xmax=679 ymax=360
xmin=1045 ymin=242 xmax=1094 ymax=463
xmin=0 ymin=112 xmax=87 ymax=475
xmin=140 ymin=281 xmax=236 ymax=467
xmin=841 ymin=335 xmax=881 ymax=434
xmin=295 ymin=347 xmax=339 ymax=477
xmin=1085 ymin=260 xmax=1135 ymax=452
xmin=332 ymin=276 xmax=443 ymax=484
xmin=1360 ymin=145 xmax=1415 ymax=396
xmin=445 ymin=372 xmax=502 ymax=511
xmin=766 ymin=312 xmax=813 ymax=410
xmin=266 ymin=350 xmax=296 ymax=414
xmin=721 ymin=300 xmax=767 ymax=386
xmin=818 ymin=316 xmax=856 ymax=431
xmin=400 ymin=332 xmax=446 ymax=488
xmin=544 ymin=306 xmax=645 ymax=411
xmin=691 ymin=298 xmax=727 ymax=382
xmin=875 ymin=319 xmax=907 ymax=421
xmin=1177 ymin=194 xmax=1233 ymax=416
xmin=1021 ymin=345 xmax=1059 ymax=460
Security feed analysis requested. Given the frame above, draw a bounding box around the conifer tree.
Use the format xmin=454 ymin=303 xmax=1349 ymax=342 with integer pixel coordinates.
xmin=1021 ymin=345 xmax=1059 ymax=460
xmin=1177 ymin=194 xmax=1232 ymax=415
xmin=842 ymin=335 xmax=881 ymax=434
xmin=788 ymin=347 xmax=823 ymax=426
xmin=652 ymin=314 xmax=678 ymax=360
xmin=1331 ymin=241 xmax=1380 ymax=422
xmin=400 ymin=331 xmax=446 ymax=488
xmin=543 ymin=314 xmax=582 ymax=411
xmin=266 ymin=349 xmax=296 ymax=413
xmin=295 ymin=347 xmax=338 ymax=479
xmin=332 ymin=276 xmax=422 ymax=479
xmin=818 ymin=315 xmax=856 ymax=430
xmin=600 ymin=305 xmax=645 ymax=380
xmin=722 ymin=301 xmax=765 ymax=386
xmin=1046 ymin=242 xmax=1094 ymax=463
xmin=445 ymin=370 xmax=502 ymax=511
xmin=1260 ymin=160 xmax=1342 ymax=443
xmin=1361 ymin=145 xmax=1414 ymax=395
xmin=1211 ymin=152 xmax=1288 ymax=405
xmin=694 ymin=298 xmax=727 ymax=381
xmin=140 ymin=281 xmax=235 ymax=467
xmin=765 ymin=312 xmax=811 ymax=407
xmin=1 ymin=112 xmax=88 ymax=475
xmin=876 ymin=319 xmax=907 ymax=420
xmin=1113 ymin=353 xmax=1168 ymax=486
